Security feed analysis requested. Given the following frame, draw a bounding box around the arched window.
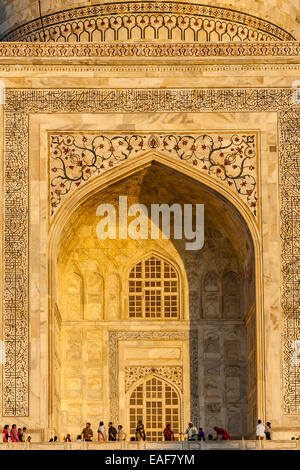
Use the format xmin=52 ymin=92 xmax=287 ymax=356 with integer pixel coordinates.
xmin=128 ymin=255 xmax=180 ymax=319
xmin=128 ymin=377 xmax=180 ymax=441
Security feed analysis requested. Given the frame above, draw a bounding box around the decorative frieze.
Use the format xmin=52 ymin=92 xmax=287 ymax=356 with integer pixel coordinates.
xmin=1 ymin=2 xmax=295 ymax=42
xmin=0 ymin=42 xmax=299 ymax=58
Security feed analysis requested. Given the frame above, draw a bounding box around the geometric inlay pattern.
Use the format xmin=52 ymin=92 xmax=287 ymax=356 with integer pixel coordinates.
xmin=49 ymin=131 xmax=258 ymax=217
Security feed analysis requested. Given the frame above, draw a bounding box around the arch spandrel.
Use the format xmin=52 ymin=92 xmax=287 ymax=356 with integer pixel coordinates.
xmin=48 ymin=131 xmax=260 ymax=240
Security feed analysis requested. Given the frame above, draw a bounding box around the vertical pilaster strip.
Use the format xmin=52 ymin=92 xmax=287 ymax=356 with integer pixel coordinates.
xmin=3 ymin=109 xmax=29 ymax=416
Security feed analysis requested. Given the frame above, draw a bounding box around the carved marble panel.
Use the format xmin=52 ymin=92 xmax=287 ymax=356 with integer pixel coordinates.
xmin=204 ymin=332 xmax=220 ymax=354
xmin=125 ymin=366 xmax=183 ymax=392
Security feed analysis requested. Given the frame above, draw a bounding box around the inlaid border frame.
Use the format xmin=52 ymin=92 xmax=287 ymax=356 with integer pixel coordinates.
xmin=2 ymin=87 xmax=299 ymax=427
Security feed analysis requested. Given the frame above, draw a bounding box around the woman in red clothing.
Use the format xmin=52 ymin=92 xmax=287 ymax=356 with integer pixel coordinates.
xmin=213 ymin=426 xmax=231 ymax=440
xmin=10 ymin=424 xmax=20 ymax=442
xmin=163 ymin=424 xmax=175 ymax=441
xmin=3 ymin=425 xmax=10 ymax=442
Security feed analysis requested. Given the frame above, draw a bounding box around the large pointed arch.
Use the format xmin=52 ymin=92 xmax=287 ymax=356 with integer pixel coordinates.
xmin=47 ymin=153 xmax=264 ymax=435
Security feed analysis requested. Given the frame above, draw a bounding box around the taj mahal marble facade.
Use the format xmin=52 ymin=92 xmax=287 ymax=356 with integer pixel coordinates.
xmin=0 ymin=0 xmax=299 ymax=444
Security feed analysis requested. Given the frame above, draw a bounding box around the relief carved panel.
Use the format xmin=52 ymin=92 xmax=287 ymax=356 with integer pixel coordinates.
xmin=125 ymin=366 xmax=183 ymax=392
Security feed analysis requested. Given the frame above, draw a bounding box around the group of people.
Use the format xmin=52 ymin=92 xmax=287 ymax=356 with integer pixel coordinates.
xmin=256 ymin=420 xmax=272 ymax=440
xmin=182 ymin=423 xmax=231 ymax=441
xmin=2 ymin=425 xmax=31 ymax=443
xmin=2 ymin=419 xmax=273 ymax=443
xmin=79 ymin=420 xmax=147 ymax=442
xmin=182 ymin=421 xmax=272 ymax=442
xmin=80 ymin=422 xmax=127 ymax=442
xmin=61 ymin=421 xmax=232 ymax=443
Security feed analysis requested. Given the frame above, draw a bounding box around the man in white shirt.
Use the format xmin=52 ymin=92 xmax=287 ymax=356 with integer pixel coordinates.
xmin=184 ymin=422 xmax=198 ymax=441
xmin=256 ymin=420 xmax=265 ymax=440
xmin=117 ymin=425 xmax=126 ymax=441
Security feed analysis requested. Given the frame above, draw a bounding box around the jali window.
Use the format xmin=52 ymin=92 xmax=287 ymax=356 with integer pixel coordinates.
xmin=129 ymin=377 xmax=180 ymax=441
xmin=128 ymin=256 xmax=180 ymax=319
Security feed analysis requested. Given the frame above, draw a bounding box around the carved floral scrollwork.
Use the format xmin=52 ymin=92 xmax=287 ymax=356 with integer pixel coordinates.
xmin=125 ymin=366 xmax=183 ymax=392
xmin=50 ymin=132 xmax=257 ymax=217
